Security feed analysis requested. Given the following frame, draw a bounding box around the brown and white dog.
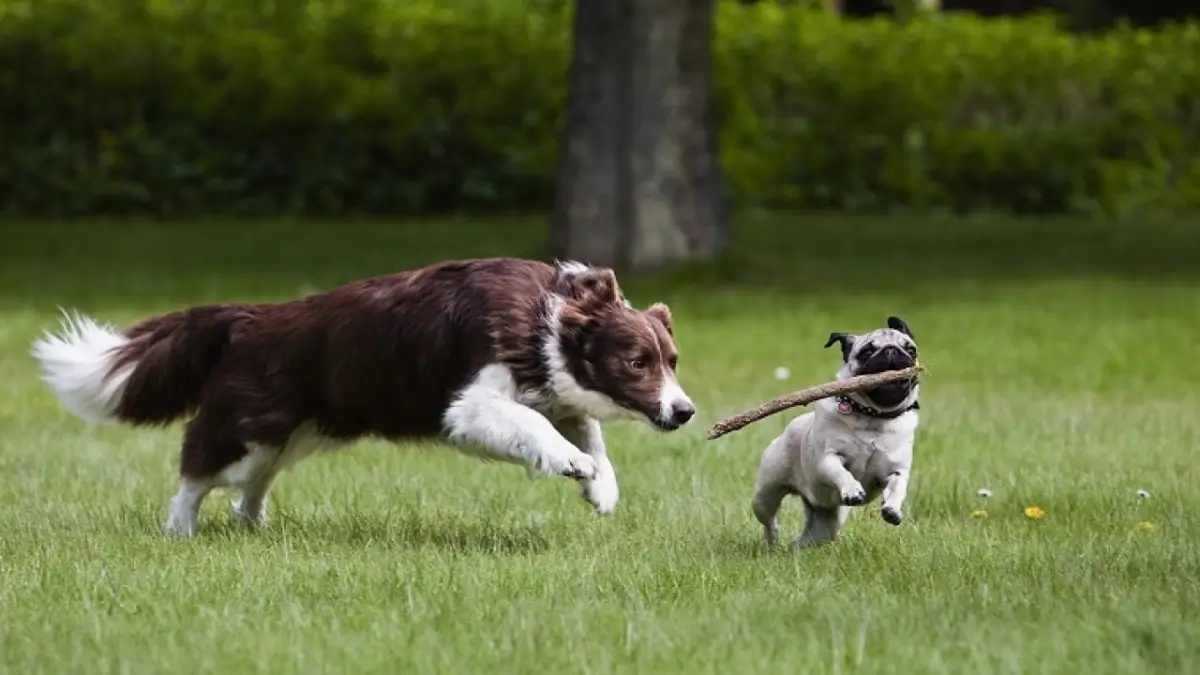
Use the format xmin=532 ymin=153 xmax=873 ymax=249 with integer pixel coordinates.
xmin=30 ymin=258 xmax=696 ymax=536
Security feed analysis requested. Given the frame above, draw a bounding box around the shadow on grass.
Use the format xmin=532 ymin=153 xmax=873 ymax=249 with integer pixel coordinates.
xmin=3 ymin=213 xmax=1198 ymax=311
xmin=111 ymin=504 xmax=553 ymax=555
xmin=296 ymin=510 xmax=554 ymax=555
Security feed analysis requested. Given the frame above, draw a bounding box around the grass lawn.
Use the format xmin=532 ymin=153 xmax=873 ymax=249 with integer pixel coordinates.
xmin=1 ymin=214 xmax=1198 ymax=674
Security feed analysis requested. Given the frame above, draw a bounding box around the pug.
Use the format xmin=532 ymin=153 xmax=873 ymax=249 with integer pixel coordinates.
xmin=751 ymin=316 xmax=921 ymax=549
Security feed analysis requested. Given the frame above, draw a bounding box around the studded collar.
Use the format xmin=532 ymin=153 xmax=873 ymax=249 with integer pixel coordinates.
xmin=835 ymin=395 xmax=920 ymax=420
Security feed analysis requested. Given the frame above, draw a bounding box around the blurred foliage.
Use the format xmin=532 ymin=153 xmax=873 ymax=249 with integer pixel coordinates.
xmin=717 ymin=5 xmax=1200 ymax=215
xmin=0 ymin=0 xmax=1197 ymax=217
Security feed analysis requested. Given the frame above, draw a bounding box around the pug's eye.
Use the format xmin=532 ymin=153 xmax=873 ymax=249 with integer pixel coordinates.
xmin=857 ymin=345 xmax=875 ymax=360
xmin=628 ymin=358 xmax=647 ymax=371
xmin=904 ymin=344 xmax=918 ymax=356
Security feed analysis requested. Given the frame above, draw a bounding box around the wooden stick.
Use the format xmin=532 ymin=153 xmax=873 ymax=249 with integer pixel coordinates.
xmin=707 ymin=366 xmax=923 ymax=440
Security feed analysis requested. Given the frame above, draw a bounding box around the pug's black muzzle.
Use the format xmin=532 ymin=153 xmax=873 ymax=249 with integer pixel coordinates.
xmin=857 ymin=346 xmax=917 ymax=408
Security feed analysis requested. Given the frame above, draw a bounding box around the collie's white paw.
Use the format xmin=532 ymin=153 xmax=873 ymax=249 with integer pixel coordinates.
xmin=582 ymin=471 xmax=619 ymax=514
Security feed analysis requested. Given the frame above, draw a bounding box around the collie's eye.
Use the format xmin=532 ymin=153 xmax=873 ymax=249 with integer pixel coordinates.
xmin=629 ymin=358 xmax=646 ymax=371
xmin=667 ymin=356 xmax=678 ymax=371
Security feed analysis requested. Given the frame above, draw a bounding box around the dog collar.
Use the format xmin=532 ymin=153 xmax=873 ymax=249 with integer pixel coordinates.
xmin=835 ymin=395 xmax=919 ymax=419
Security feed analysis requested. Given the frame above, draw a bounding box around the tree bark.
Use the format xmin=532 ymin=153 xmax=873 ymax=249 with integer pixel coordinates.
xmin=551 ymin=0 xmax=729 ymax=273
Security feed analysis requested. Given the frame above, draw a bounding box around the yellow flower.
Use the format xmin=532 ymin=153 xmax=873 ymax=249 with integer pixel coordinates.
xmin=970 ymin=509 xmax=988 ymax=519
xmin=1023 ymin=506 xmax=1045 ymax=520
xmin=1137 ymin=521 xmax=1156 ymax=532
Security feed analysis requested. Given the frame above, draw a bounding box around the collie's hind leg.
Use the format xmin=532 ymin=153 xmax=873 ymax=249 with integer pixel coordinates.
xmin=229 ymin=424 xmax=334 ymax=526
xmin=167 ymin=414 xmax=268 ymax=536
xmin=164 ymin=475 xmax=215 ymax=537
xmin=227 ymin=447 xmax=280 ymax=526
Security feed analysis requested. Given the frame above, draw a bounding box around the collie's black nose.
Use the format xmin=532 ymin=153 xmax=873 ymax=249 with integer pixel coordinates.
xmin=670 ymin=401 xmax=696 ymax=425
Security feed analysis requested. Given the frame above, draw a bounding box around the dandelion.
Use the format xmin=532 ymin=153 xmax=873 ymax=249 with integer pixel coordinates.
xmin=1137 ymin=521 xmax=1156 ymax=532
xmin=773 ymin=366 xmax=791 ymax=381
xmin=1023 ymin=506 xmax=1045 ymax=520
xmin=970 ymin=509 xmax=988 ymax=519
xmin=977 ymin=488 xmax=992 ymax=499
xmin=1136 ymin=489 xmax=1151 ymax=500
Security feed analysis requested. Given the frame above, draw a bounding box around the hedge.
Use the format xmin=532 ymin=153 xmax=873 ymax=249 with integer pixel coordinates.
xmin=0 ymin=0 xmax=1198 ymax=217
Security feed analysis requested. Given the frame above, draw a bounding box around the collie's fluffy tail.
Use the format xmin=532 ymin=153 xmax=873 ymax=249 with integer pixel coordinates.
xmin=31 ymin=306 xmax=235 ymax=425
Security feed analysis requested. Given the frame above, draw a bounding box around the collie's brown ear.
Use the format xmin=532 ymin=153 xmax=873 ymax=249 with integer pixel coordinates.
xmin=559 ymin=266 xmax=621 ymax=309
xmin=646 ymin=302 xmax=674 ymax=336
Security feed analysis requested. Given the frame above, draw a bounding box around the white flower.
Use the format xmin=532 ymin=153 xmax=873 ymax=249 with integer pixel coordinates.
xmin=1137 ymin=489 xmax=1151 ymax=500
xmin=977 ymin=488 xmax=992 ymax=499
xmin=773 ymin=366 xmax=791 ymax=381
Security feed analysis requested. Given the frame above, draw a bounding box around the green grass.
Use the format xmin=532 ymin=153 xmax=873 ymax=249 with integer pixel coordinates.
xmin=1 ymin=214 xmax=1198 ymax=674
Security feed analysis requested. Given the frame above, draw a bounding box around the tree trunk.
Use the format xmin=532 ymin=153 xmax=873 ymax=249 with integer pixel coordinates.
xmin=551 ymin=0 xmax=729 ymax=273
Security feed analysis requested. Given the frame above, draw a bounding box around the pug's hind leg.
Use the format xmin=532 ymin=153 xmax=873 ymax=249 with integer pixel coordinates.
xmin=752 ymin=480 xmax=790 ymax=548
xmin=792 ymin=500 xmax=851 ymax=550
xmin=751 ymin=438 xmax=794 ymax=549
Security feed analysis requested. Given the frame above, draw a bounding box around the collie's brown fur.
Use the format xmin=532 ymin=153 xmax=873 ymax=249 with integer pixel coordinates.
xmin=32 ymin=257 xmax=696 ymax=535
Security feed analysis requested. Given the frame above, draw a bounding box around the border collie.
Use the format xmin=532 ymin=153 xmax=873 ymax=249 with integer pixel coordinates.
xmin=30 ymin=258 xmax=696 ymax=536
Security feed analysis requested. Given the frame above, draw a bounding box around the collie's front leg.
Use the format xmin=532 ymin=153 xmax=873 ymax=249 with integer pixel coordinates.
xmin=442 ymin=371 xmax=596 ymax=479
xmin=558 ymin=416 xmax=618 ymax=515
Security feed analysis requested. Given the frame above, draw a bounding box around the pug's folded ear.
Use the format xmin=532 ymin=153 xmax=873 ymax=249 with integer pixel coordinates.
xmin=824 ymin=332 xmax=856 ymax=362
xmin=886 ymin=316 xmax=913 ymax=339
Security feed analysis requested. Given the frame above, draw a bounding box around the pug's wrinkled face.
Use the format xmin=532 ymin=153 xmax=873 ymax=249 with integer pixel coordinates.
xmin=824 ymin=316 xmax=920 ymax=410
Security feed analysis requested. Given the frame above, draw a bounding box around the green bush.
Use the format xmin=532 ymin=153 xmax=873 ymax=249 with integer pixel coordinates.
xmin=0 ymin=0 xmax=570 ymax=216
xmin=716 ymin=6 xmax=1200 ymax=215
xmin=0 ymin=0 xmax=1197 ymax=217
